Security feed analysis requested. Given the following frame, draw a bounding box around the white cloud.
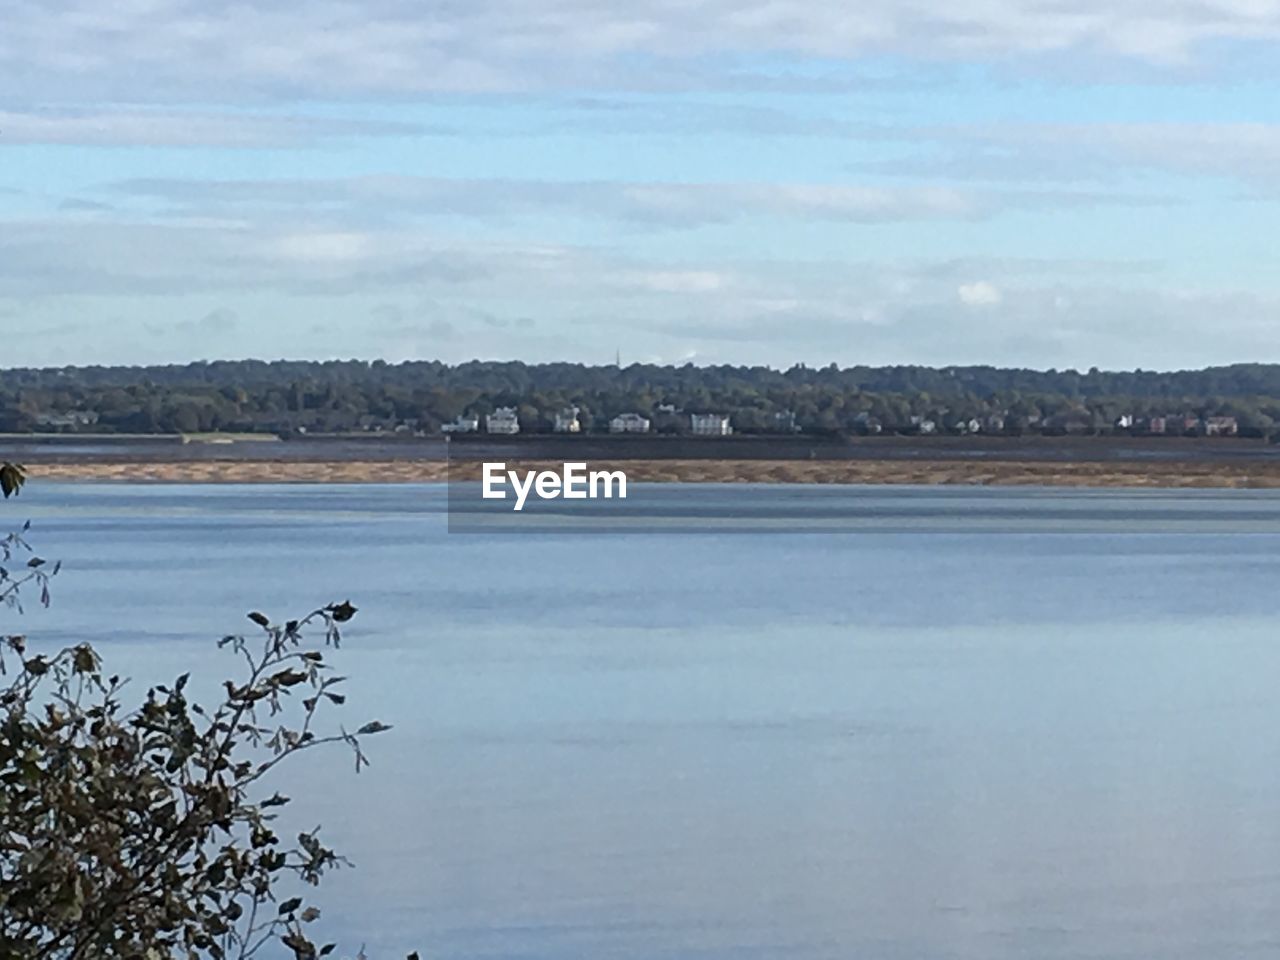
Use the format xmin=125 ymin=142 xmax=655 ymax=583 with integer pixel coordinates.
xmin=269 ymin=231 xmax=375 ymax=265
xmin=857 ymin=121 xmax=1280 ymax=186
xmin=108 ymin=174 xmax=1116 ymax=227
xmin=630 ymin=270 xmax=729 ymax=294
xmin=1027 ymin=123 xmax=1280 ymax=183
xmin=6 ymin=0 xmax=1280 ymax=102
xmin=0 ymin=107 xmax=424 ymax=147
xmin=0 ymin=217 xmax=494 ymax=297
xmin=0 ymin=211 xmax=1275 ymax=369
xmin=638 ymin=279 xmax=1280 ymax=371
xmin=958 ymin=281 xmax=1004 ymax=306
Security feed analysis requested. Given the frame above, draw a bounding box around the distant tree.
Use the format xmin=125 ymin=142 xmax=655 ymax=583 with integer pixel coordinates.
xmin=15 ymin=359 xmax=1280 ymax=438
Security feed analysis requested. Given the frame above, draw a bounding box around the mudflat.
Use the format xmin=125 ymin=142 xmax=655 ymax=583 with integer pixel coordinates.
xmin=19 ymin=456 xmax=1280 ymax=487
xmin=7 ymin=434 xmax=1280 ymax=486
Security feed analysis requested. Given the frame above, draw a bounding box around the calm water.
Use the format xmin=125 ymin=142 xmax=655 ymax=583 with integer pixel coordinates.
xmin=10 ymin=483 xmax=1280 ymax=959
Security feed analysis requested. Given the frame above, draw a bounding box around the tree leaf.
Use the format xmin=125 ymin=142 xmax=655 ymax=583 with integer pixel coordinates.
xmin=329 ymin=600 xmax=357 ymax=623
xmin=0 ymin=462 xmax=25 ymax=499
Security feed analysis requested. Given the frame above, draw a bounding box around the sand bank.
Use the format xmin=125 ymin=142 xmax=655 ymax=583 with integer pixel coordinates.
xmin=20 ymin=457 xmax=1280 ymax=487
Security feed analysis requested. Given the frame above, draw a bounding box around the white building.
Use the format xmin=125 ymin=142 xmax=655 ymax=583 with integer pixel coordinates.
xmin=690 ymin=413 xmax=732 ymax=436
xmin=440 ymin=414 xmax=480 ymax=434
xmin=485 ymin=407 xmax=520 ymax=435
xmin=553 ymin=406 xmax=582 ymax=433
xmin=1205 ymin=416 xmax=1239 ymax=436
xmin=33 ymin=411 xmax=99 ymax=429
xmin=609 ymin=412 xmax=651 ymax=434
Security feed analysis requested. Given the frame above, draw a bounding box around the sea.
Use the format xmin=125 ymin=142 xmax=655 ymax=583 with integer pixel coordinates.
xmin=8 ymin=482 xmax=1280 ymax=960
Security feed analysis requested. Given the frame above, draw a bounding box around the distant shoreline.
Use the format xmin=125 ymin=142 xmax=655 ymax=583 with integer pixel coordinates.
xmin=20 ymin=457 xmax=1280 ymax=488
xmin=8 ymin=433 xmax=1280 ymax=487
xmin=5 ymin=432 xmax=1280 ymax=461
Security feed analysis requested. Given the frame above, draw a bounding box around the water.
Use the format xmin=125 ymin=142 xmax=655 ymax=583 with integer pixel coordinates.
xmin=8 ymin=483 xmax=1280 ymax=959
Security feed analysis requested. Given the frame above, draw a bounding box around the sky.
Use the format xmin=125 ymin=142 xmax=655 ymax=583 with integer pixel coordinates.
xmin=4 ymin=1 xmax=1280 ymax=371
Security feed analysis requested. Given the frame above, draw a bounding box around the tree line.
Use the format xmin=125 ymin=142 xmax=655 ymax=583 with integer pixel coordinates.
xmin=4 ymin=359 xmax=1280 ymax=438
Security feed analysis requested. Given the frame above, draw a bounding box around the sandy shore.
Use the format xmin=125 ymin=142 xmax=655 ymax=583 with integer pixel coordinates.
xmin=21 ymin=457 xmax=1280 ymax=487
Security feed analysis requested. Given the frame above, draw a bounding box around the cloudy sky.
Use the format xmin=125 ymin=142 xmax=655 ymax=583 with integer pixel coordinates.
xmin=4 ymin=1 xmax=1280 ymax=369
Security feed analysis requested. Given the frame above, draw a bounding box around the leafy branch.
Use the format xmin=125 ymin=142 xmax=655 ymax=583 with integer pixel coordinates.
xmin=0 ymin=519 xmax=59 ymax=617
xmin=0 ymin=599 xmax=400 ymax=960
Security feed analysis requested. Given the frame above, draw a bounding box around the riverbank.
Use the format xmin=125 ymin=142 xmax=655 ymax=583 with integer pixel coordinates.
xmin=21 ymin=457 xmax=1280 ymax=487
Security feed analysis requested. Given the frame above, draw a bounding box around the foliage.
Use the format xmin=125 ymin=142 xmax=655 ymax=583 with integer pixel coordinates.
xmin=1 ymin=518 xmax=58 ymax=615
xmin=0 ymin=597 xmax=389 ymax=960
xmin=1 ymin=462 xmax=24 ymax=499
xmin=4 ymin=360 xmax=1280 ymax=437
xmin=0 ymin=493 xmax=408 ymax=959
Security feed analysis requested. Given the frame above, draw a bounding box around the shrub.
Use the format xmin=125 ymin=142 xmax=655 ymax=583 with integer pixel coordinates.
xmin=0 ymin=466 xmax=408 ymax=959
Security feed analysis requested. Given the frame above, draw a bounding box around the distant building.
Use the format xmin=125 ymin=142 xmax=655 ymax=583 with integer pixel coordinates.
xmin=441 ymin=414 xmax=480 ymax=434
xmin=1145 ymin=414 xmax=1203 ymax=435
xmin=553 ymin=406 xmax=582 ymax=433
xmin=655 ymin=403 xmax=679 ymax=415
xmin=1205 ymin=416 xmax=1239 ymax=436
xmin=773 ymin=410 xmax=800 ymax=433
xmin=33 ymin=411 xmax=98 ymax=430
xmin=985 ymin=414 xmax=1006 ymax=434
xmin=485 ymin=407 xmax=520 ymax=435
xmin=910 ymin=415 xmax=937 ymax=435
xmin=1152 ymin=415 xmax=1202 ymax=436
xmin=1114 ymin=414 xmax=1135 ymax=430
xmin=609 ymin=412 xmax=651 ymax=434
xmin=690 ymin=413 xmax=732 ymax=436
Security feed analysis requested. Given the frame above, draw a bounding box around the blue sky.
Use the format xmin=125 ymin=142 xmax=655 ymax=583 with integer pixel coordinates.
xmin=4 ymin=2 xmax=1280 ymax=370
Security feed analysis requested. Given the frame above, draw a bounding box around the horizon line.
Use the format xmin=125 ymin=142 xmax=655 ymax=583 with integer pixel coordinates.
xmin=3 ymin=357 xmax=1278 ymax=377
